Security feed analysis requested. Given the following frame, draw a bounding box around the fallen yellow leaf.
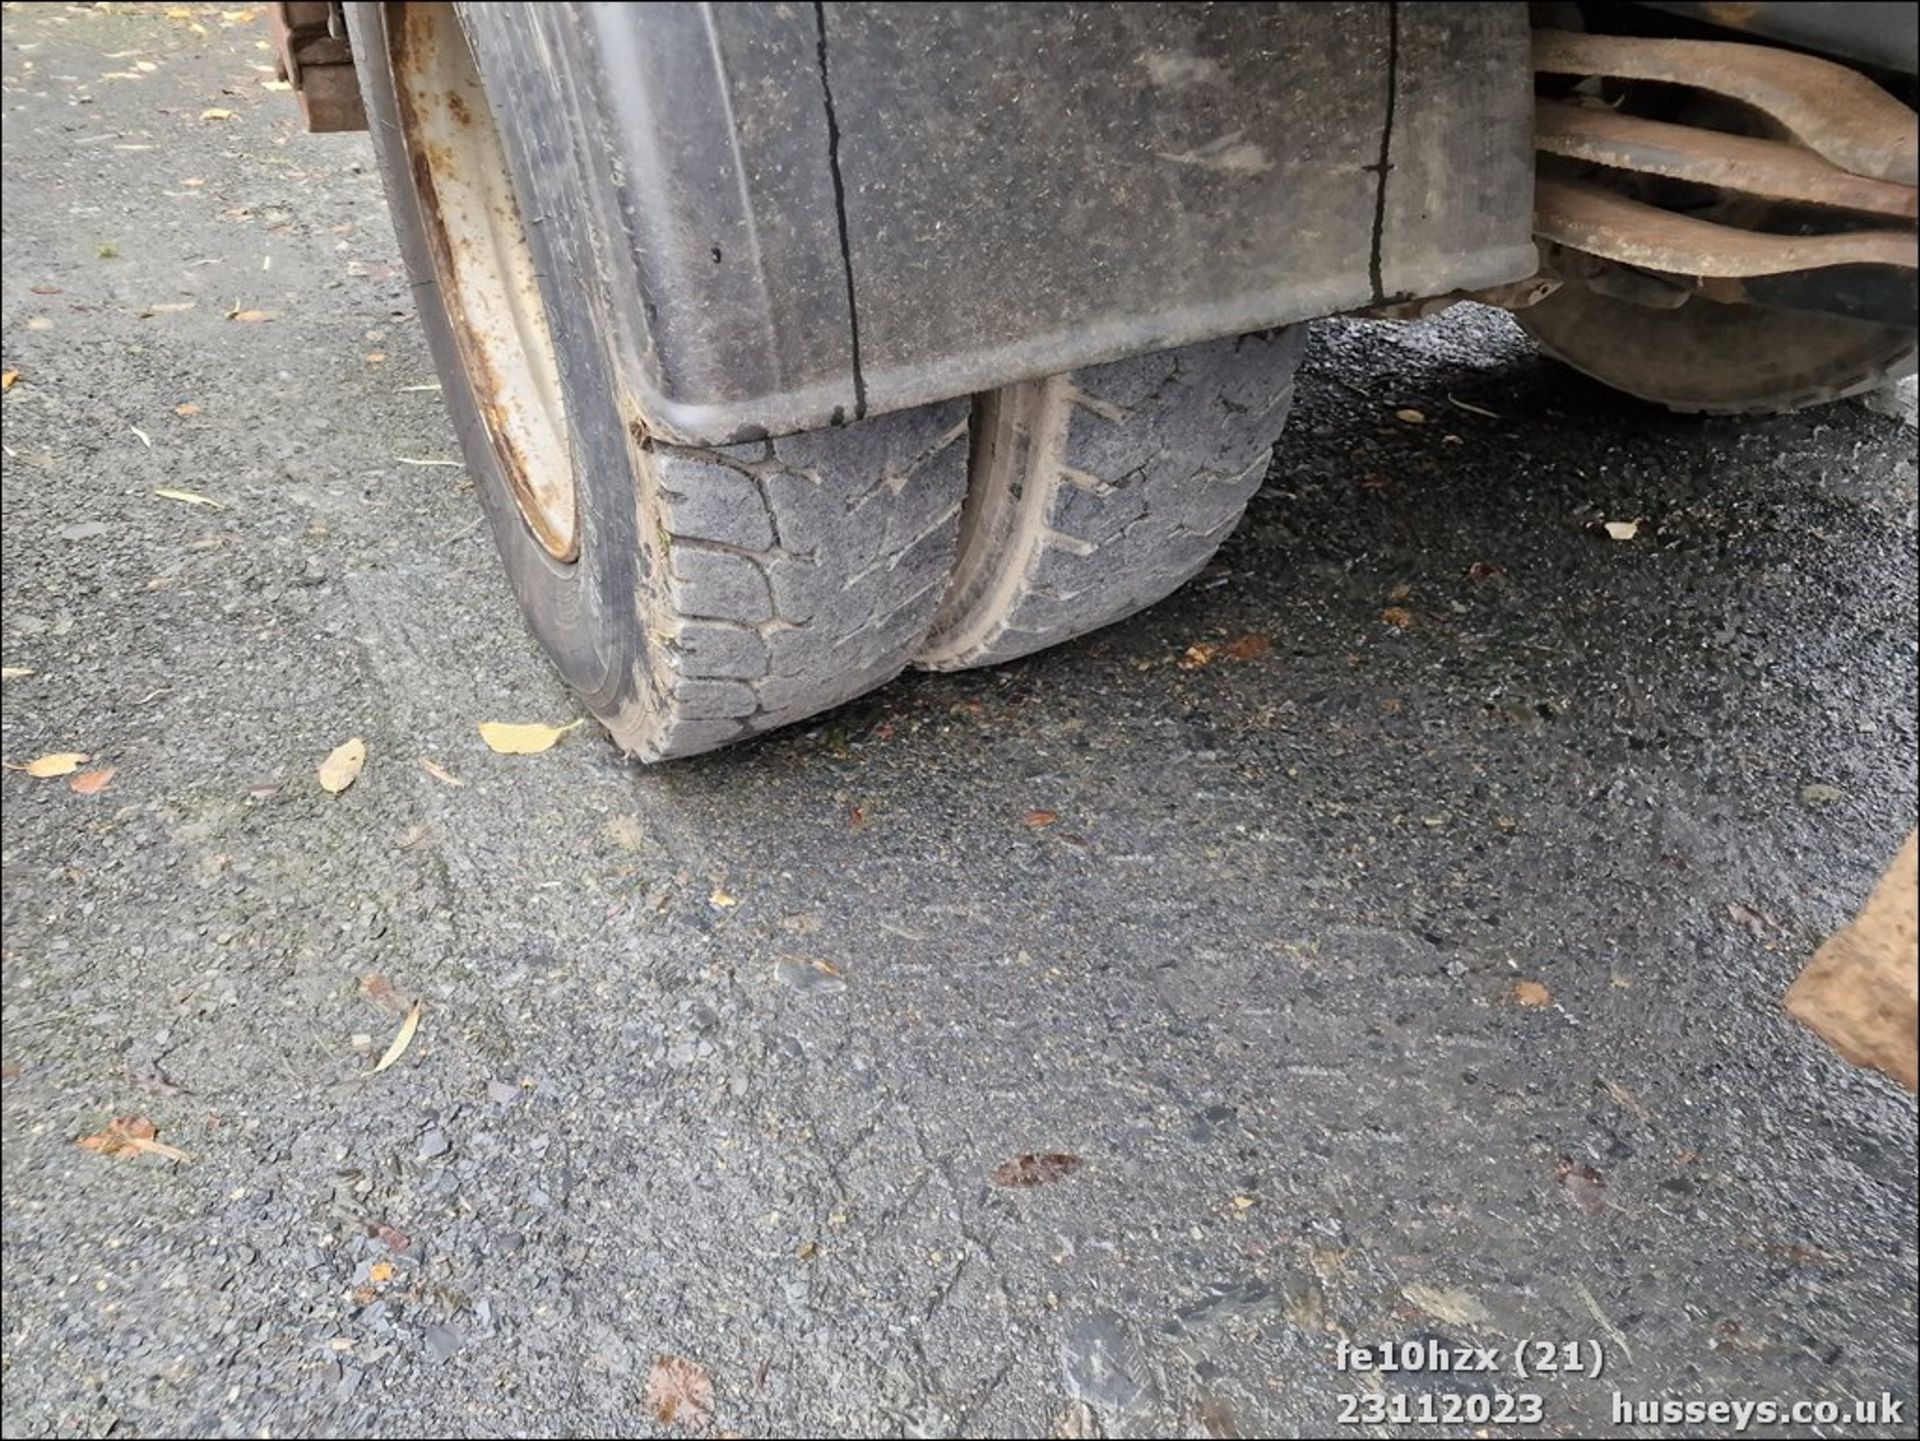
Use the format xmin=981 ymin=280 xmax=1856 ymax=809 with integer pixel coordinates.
xmin=318 ymin=737 xmax=366 ymax=793
xmin=174 ymin=401 xmax=201 ymax=416
xmin=261 ymin=78 xmax=290 ymax=91
xmin=710 ymin=886 xmax=739 ymax=908
xmin=0 ymin=667 xmax=32 ymax=680
xmin=1 ymin=370 xmax=17 ymax=391
xmin=1603 ymin=519 xmax=1641 ymax=542
xmin=478 ymin=719 xmax=583 ymax=755
xmin=21 ymin=752 xmax=90 ymax=778
xmin=69 ymin=766 xmax=116 ymax=795
xmin=153 ymin=487 xmax=226 ymax=509
xmin=368 ymin=1260 xmax=394 ymax=1284
xmin=166 ymin=5 xmax=193 ymax=17
xmin=419 ymin=756 xmax=463 ymax=787
xmin=1395 ymin=408 xmax=1426 ymax=424
xmin=200 ymin=107 xmax=237 ymax=121
xmin=229 ymin=309 xmax=272 ymax=323
xmin=370 ymin=1001 xmax=422 ymax=1074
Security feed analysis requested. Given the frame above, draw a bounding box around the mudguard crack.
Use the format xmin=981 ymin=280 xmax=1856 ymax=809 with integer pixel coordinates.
xmin=812 ymin=2 xmax=869 ymax=421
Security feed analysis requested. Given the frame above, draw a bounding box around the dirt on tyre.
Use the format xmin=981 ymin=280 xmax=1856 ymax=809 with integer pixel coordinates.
xmin=917 ymin=329 xmax=1307 ymax=670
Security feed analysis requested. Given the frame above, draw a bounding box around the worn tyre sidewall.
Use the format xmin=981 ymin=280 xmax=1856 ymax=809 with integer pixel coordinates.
xmin=351 ymin=4 xmax=646 ymax=726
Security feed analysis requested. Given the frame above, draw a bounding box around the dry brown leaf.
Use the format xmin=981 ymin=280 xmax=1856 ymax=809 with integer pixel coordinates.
xmin=1222 ymin=632 xmax=1271 ymax=661
xmin=645 ymin=1355 xmax=714 ymax=1430
xmin=990 ymin=1153 xmax=1082 ymax=1188
xmin=20 ymin=752 xmax=90 ymax=778
xmin=1024 ymin=809 xmax=1059 ymax=828
xmin=152 ymin=486 xmax=226 ymax=509
xmin=1603 ymin=519 xmax=1641 ymax=542
xmin=200 ymin=107 xmax=237 ymax=121
xmin=77 ymin=1115 xmax=156 ymax=1153
xmin=229 ymin=309 xmax=272 ymax=323
xmin=76 ymin=1115 xmax=191 ymax=1163
xmin=1512 ymin=979 xmax=1552 ymax=1007
xmin=370 ymin=1001 xmax=422 ymax=1074
xmin=1380 ymin=606 xmax=1415 ymax=628
xmin=69 ymin=766 xmax=116 ymax=795
xmin=418 ymin=756 xmax=463 ymax=787
xmin=1 ymin=370 xmax=17 ymax=391
xmin=318 ymin=737 xmax=366 ymax=793
xmin=477 ymin=719 xmax=583 ymax=755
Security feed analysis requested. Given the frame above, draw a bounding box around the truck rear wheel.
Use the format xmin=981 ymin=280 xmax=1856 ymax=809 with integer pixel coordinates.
xmin=917 ymin=330 xmax=1307 ymax=670
xmin=359 ymin=5 xmax=1307 ymax=757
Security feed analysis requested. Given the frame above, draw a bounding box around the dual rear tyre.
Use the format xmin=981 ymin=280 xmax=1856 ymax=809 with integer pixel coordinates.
xmin=358 ymin=4 xmax=1308 ymax=760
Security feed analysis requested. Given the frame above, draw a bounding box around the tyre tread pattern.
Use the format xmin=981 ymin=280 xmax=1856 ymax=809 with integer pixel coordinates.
xmin=607 ymin=401 xmax=971 ymax=759
xmin=917 ymin=328 xmax=1306 ymax=670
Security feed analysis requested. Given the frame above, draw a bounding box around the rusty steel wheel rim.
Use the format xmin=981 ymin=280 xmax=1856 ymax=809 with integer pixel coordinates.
xmin=393 ymin=3 xmax=576 ymax=561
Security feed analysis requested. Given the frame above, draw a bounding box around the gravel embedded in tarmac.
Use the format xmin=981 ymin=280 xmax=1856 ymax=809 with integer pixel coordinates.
xmin=3 ymin=7 xmax=1916 ymax=1438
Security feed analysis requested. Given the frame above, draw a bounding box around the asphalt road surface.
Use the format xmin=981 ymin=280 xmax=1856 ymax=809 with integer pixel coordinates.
xmin=3 ymin=7 xmax=1916 ymax=1439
